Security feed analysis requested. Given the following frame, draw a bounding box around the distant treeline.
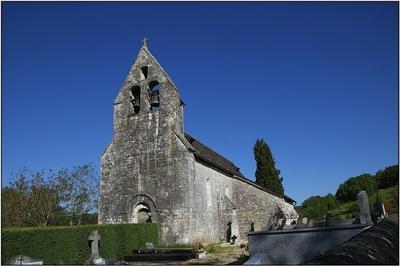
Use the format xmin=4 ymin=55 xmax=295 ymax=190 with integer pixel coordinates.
xmin=1 ymin=164 xmax=99 ymax=228
xmin=297 ymin=165 xmax=399 ymax=219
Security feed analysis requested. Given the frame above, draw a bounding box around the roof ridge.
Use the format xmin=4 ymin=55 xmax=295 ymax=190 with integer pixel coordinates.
xmin=184 ymin=132 xmax=239 ymax=170
xmin=184 ymin=132 xmax=296 ymax=204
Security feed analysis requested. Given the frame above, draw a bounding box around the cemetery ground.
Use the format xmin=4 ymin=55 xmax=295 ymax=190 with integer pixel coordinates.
xmin=185 ymin=244 xmax=249 ymax=265
xmin=127 ymin=244 xmax=249 ymax=265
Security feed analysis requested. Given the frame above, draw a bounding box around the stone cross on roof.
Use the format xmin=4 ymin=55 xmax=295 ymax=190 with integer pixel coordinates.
xmin=88 ymin=230 xmax=101 ymax=258
xmin=142 ymin=37 xmax=149 ymax=48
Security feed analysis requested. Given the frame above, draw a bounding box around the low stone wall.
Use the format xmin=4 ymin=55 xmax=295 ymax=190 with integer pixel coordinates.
xmin=306 ymin=216 xmax=399 ymax=265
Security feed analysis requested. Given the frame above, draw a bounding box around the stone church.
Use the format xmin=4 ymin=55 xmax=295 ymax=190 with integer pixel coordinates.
xmin=98 ymin=39 xmax=298 ymax=244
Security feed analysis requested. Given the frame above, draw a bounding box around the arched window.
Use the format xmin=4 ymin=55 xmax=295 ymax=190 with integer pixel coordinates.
xmin=130 ymin=86 xmax=140 ymax=113
xmin=148 ymin=81 xmax=160 ymax=110
xmin=140 ymin=66 xmax=148 ymax=80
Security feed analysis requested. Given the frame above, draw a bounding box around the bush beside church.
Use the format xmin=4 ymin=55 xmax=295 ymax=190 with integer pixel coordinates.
xmin=2 ymin=223 xmax=159 ymax=264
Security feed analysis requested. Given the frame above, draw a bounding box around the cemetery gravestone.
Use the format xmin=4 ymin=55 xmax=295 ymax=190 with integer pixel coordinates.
xmin=9 ymin=255 xmax=43 ymax=265
xmin=250 ymin=222 xmax=255 ymax=232
xmin=88 ymin=230 xmax=105 ymax=264
xmin=231 ymin=235 xmax=237 ymax=245
xmin=358 ymin=191 xmax=373 ymax=225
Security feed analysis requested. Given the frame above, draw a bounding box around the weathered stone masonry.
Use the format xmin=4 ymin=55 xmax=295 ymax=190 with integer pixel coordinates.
xmin=99 ymin=41 xmax=298 ymax=244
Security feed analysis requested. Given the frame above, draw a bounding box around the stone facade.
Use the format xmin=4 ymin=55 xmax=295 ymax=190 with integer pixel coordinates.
xmin=98 ymin=41 xmax=298 ymax=244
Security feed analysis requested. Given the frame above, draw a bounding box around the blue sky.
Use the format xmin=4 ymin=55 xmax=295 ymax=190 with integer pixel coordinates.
xmin=2 ymin=2 xmax=398 ymax=204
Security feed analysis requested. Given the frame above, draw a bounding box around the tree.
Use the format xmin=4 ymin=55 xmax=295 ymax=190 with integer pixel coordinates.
xmin=254 ymin=139 xmax=284 ymax=196
xmin=27 ymin=171 xmax=59 ymax=226
xmin=298 ymin=193 xmax=338 ymax=219
xmin=54 ymin=164 xmax=99 ymax=226
xmin=335 ymin=174 xmax=377 ymax=202
xmin=1 ymin=187 xmax=23 ymax=227
xmin=2 ymin=164 xmax=99 ymax=228
xmin=375 ymin=165 xmax=399 ymax=189
xmin=2 ymin=169 xmax=59 ymax=227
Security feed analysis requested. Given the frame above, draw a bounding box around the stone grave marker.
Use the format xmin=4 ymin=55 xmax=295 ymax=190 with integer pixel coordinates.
xmin=381 ymin=202 xmax=387 ymax=218
xmin=295 ymin=217 xmax=308 ymax=229
xmin=9 ymin=255 xmax=43 ymax=265
xmin=358 ymin=191 xmax=373 ymax=225
xmin=88 ymin=230 xmax=105 ymax=264
xmin=231 ymin=235 xmax=237 ymax=245
xmin=308 ymin=220 xmax=314 ymax=227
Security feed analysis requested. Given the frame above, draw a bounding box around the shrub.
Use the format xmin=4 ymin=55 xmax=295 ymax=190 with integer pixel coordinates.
xmin=298 ymin=193 xmax=338 ymax=219
xmin=2 ymin=223 xmax=159 ymax=264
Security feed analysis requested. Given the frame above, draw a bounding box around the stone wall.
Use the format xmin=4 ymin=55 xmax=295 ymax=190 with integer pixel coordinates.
xmin=192 ymin=161 xmax=297 ymax=243
xmin=232 ymin=177 xmax=294 ymax=239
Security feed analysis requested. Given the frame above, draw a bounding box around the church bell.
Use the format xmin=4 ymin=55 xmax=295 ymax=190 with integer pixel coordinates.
xmin=130 ymin=96 xmax=140 ymax=113
xmin=150 ymin=90 xmax=160 ymax=107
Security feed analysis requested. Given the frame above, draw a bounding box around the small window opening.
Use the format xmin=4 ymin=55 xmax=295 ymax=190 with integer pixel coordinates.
xmin=149 ymin=81 xmax=160 ymax=110
xmin=140 ymin=66 xmax=148 ymax=80
xmin=130 ymin=86 xmax=141 ymax=113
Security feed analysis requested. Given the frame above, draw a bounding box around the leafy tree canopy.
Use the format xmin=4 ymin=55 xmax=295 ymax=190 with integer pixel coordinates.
xmin=375 ymin=165 xmax=398 ymax=189
xmin=335 ymin=174 xmax=377 ymax=202
xmin=297 ymin=193 xmax=338 ymax=219
xmin=1 ymin=164 xmax=99 ymax=228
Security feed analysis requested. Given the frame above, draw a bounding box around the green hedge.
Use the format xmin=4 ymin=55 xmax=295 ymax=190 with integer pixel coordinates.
xmin=2 ymin=223 xmax=159 ymax=264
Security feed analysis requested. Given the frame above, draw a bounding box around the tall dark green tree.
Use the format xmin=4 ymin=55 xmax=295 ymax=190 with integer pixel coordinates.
xmin=254 ymin=139 xmax=284 ymax=196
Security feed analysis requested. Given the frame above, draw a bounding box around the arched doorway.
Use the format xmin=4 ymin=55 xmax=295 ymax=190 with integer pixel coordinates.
xmin=127 ymin=194 xmax=157 ymax=224
xmin=132 ymin=203 xmax=151 ymax=223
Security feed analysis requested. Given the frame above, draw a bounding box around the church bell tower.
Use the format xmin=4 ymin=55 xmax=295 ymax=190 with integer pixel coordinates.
xmin=99 ymin=38 xmax=195 ymax=243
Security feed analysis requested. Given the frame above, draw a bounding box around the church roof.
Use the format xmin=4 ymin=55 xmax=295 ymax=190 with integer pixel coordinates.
xmin=184 ymin=133 xmax=296 ymax=204
xmin=185 ymin=133 xmax=245 ymax=178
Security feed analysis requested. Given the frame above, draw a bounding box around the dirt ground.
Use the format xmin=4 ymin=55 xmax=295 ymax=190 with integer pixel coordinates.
xmin=183 ymin=243 xmax=249 ymax=265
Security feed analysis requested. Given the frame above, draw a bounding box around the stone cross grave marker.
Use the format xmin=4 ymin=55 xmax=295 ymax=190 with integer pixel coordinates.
xmin=17 ymin=256 xmax=24 ymax=266
xmin=88 ymin=230 xmax=101 ymax=258
xmin=358 ymin=190 xmax=372 ymax=225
